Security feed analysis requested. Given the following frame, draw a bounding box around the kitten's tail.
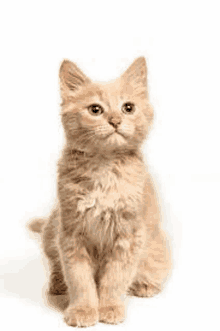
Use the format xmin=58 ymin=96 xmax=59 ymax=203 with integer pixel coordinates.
xmin=27 ymin=218 xmax=46 ymax=233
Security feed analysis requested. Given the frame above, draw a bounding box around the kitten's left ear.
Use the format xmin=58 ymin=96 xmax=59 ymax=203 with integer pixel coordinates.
xmin=122 ymin=57 xmax=148 ymax=96
xmin=59 ymin=59 xmax=91 ymax=99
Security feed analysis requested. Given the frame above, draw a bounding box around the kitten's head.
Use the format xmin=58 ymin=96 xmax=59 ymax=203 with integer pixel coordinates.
xmin=59 ymin=57 xmax=154 ymax=154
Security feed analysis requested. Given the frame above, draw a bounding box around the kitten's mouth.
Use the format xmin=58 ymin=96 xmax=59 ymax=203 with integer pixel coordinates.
xmin=115 ymin=130 xmax=127 ymax=138
xmin=104 ymin=130 xmax=127 ymax=143
xmin=106 ymin=131 xmax=125 ymax=139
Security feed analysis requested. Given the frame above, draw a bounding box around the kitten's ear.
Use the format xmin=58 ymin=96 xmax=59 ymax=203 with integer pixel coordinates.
xmin=122 ymin=57 xmax=148 ymax=96
xmin=59 ymin=60 xmax=90 ymax=98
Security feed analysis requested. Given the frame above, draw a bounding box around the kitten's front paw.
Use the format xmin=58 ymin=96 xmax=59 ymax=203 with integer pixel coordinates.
xmin=99 ymin=303 xmax=125 ymax=324
xmin=64 ymin=304 xmax=99 ymax=327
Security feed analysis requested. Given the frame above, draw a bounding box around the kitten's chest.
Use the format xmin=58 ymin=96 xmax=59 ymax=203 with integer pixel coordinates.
xmin=79 ymin=161 xmax=145 ymax=214
xmin=77 ymin=159 xmax=146 ymax=248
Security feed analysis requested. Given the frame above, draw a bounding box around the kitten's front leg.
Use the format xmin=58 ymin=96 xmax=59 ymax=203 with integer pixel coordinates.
xmin=98 ymin=230 xmax=145 ymax=324
xmin=59 ymin=231 xmax=99 ymax=327
xmin=57 ymin=180 xmax=99 ymax=327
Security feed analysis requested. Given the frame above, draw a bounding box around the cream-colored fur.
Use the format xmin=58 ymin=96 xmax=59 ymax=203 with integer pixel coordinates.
xmin=28 ymin=57 xmax=172 ymax=327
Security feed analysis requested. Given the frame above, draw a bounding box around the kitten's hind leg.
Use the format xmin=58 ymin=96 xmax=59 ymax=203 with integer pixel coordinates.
xmin=128 ymin=227 xmax=172 ymax=298
xmin=42 ymin=209 xmax=68 ymax=296
xmin=48 ymin=261 xmax=68 ymax=296
xmin=129 ymin=176 xmax=172 ymax=298
xmin=128 ymin=279 xmax=161 ymax=298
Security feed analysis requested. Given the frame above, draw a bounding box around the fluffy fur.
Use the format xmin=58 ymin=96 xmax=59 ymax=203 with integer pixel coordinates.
xmin=28 ymin=57 xmax=172 ymax=327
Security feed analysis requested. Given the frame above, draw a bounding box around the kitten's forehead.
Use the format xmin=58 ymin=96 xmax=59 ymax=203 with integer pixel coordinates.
xmin=75 ymin=76 xmax=145 ymax=109
xmin=97 ymin=79 xmax=123 ymax=105
xmin=96 ymin=77 xmax=136 ymax=103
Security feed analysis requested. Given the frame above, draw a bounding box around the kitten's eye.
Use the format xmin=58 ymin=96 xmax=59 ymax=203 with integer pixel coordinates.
xmin=121 ymin=102 xmax=135 ymax=114
xmin=88 ymin=104 xmax=104 ymax=116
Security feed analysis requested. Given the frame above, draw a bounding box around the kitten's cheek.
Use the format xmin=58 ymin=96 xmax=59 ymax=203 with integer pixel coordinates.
xmin=78 ymin=112 xmax=99 ymax=126
xmin=118 ymin=125 xmax=134 ymax=138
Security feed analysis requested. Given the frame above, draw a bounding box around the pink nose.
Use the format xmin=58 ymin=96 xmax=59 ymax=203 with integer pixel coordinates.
xmin=108 ymin=116 xmax=121 ymax=128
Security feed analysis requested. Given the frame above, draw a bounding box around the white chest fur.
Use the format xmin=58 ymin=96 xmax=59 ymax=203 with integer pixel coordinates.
xmin=76 ymin=159 xmax=146 ymax=249
xmin=78 ymin=160 xmax=145 ymax=213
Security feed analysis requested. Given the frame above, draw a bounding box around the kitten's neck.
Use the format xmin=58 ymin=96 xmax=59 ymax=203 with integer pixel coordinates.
xmin=58 ymin=146 xmax=145 ymax=177
xmin=65 ymin=146 xmax=142 ymax=161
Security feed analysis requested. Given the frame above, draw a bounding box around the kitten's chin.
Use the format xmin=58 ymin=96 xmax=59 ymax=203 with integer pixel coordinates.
xmin=106 ymin=132 xmax=126 ymax=145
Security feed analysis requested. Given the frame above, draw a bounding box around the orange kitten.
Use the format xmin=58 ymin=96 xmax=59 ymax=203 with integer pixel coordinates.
xmin=28 ymin=57 xmax=172 ymax=327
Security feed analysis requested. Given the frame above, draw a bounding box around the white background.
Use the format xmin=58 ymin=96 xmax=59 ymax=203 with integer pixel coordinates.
xmin=0 ymin=1 xmax=220 ymax=330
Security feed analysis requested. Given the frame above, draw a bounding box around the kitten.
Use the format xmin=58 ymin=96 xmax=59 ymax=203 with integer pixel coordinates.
xmin=28 ymin=57 xmax=172 ymax=327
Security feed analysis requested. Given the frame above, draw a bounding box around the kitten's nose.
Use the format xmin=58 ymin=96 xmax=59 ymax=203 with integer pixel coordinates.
xmin=108 ymin=116 xmax=121 ymax=129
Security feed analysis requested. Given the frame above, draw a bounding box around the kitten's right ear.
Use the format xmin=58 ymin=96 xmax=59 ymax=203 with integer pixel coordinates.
xmin=59 ymin=60 xmax=90 ymax=98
